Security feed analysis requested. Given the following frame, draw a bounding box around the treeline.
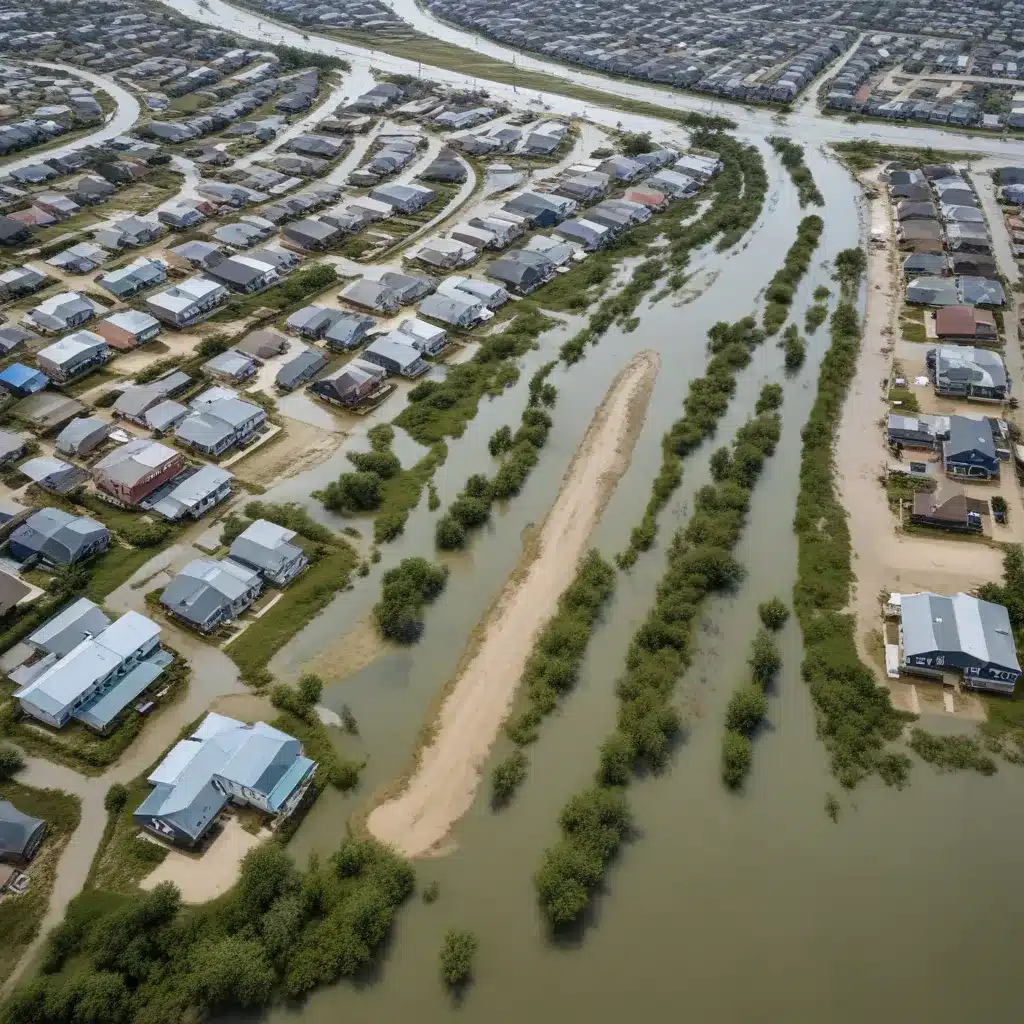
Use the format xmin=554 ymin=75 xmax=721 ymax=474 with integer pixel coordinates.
xmin=767 ymin=136 xmax=824 ymax=207
xmin=762 ymin=214 xmax=824 ymax=335
xmin=492 ymin=550 xmax=617 ymax=804
xmin=721 ymin=603 xmax=787 ymax=788
xmin=792 ymin=252 xmax=910 ymax=789
xmin=372 ymin=557 xmax=449 ymax=643
xmin=436 ymin=363 xmax=557 ymax=551
xmin=3 ymin=840 xmax=412 ymax=1023
xmin=618 ymin=317 xmax=767 ymax=569
xmin=534 ymin=387 xmax=784 ymax=926
xmin=558 ymin=135 xmax=769 ymax=365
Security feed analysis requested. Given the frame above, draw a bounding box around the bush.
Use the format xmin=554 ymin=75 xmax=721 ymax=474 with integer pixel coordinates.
xmin=434 ymin=515 xmax=466 ymax=550
xmin=758 ymin=597 xmax=790 ymax=630
xmin=372 ymin=557 xmax=449 ymax=643
xmin=448 ymin=495 xmax=490 ymax=529
xmin=0 ymin=743 xmax=24 ymax=781
xmin=103 ymin=782 xmax=128 ymax=815
xmin=724 ymin=686 xmax=768 ymax=736
xmin=321 ymin=472 xmax=382 ymax=513
xmin=709 ymin=446 xmax=731 ymax=482
xmin=749 ymin=629 xmax=781 ymax=687
xmin=439 ymin=930 xmax=477 ymax=986
xmin=347 ymin=450 xmax=400 ymax=479
xmin=721 ymin=730 xmax=752 ymax=787
xmin=491 ymin=749 xmax=527 ymax=804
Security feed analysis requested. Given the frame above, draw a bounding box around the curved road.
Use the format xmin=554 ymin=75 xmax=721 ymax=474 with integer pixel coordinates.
xmin=159 ymin=0 xmax=1024 ymax=159
xmin=0 ymin=61 xmax=141 ymax=173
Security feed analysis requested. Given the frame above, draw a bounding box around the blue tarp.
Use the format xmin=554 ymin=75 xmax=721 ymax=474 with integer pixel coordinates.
xmin=73 ymin=650 xmax=172 ymax=731
xmin=0 ymin=363 xmax=47 ymax=395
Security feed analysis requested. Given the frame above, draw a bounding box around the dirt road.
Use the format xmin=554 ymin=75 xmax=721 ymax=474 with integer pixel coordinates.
xmin=366 ymin=350 xmax=660 ymax=857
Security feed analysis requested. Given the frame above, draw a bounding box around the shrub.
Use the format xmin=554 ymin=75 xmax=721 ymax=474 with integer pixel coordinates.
xmin=758 ymin=597 xmax=790 ymax=630
xmin=434 ymin=515 xmax=466 ymax=550
xmin=440 ymin=930 xmax=477 ymax=986
xmin=103 ymin=782 xmax=128 ymax=814
xmin=347 ymin=450 xmax=400 ymax=479
xmin=749 ymin=628 xmax=781 ymax=687
xmin=709 ymin=446 xmax=731 ymax=481
xmin=491 ymin=750 xmax=527 ymax=804
xmin=724 ymin=686 xmax=768 ymax=736
xmin=372 ymin=557 xmax=449 ymax=643
xmin=0 ymin=743 xmax=24 ymax=781
xmin=721 ymin=730 xmax=752 ymax=787
xmin=449 ymin=496 xmax=490 ymax=529
xmin=321 ymin=472 xmax=382 ymax=513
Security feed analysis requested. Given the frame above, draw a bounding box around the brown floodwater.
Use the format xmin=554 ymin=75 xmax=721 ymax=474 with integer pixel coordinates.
xmin=229 ymin=147 xmax=1024 ymax=1024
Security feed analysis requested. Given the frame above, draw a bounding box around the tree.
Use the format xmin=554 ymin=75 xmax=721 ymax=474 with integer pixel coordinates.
xmin=449 ymin=495 xmax=490 ymax=529
xmin=189 ymin=936 xmax=276 ymax=1008
xmin=758 ymin=597 xmax=790 ymax=630
xmin=0 ymin=744 xmax=24 ymax=781
xmin=488 ymin=425 xmax=513 ymax=456
xmin=322 ymin=472 xmax=382 ymax=513
xmin=721 ymin=730 xmax=752 ymax=788
xmin=297 ymin=672 xmax=323 ymax=709
xmin=619 ymin=131 xmax=654 ymax=156
xmin=709 ymin=446 xmax=731 ymax=481
xmin=347 ymin=450 xmax=400 ymax=479
xmin=724 ymin=686 xmax=768 ymax=736
xmin=103 ymin=782 xmax=128 ymax=815
xmin=491 ymin=750 xmax=527 ymax=803
xmin=435 ymin=515 xmax=466 ymax=550
xmin=749 ymin=628 xmax=781 ymax=687
xmin=439 ymin=930 xmax=477 ymax=986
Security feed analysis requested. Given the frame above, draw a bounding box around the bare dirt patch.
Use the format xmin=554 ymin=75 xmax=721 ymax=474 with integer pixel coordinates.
xmin=302 ymin=614 xmax=384 ymax=683
xmin=232 ymin=418 xmax=347 ymax=487
xmin=366 ymin=350 xmax=660 ymax=858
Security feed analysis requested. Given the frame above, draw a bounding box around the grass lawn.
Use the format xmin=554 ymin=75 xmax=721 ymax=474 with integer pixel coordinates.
xmin=888 ymin=386 xmax=920 ymax=412
xmin=0 ymin=781 xmax=81 ymax=987
xmin=900 ymin=305 xmax=927 ymax=343
xmin=885 ymin=470 xmax=935 ymax=514
xmin=58 ymin=367 xmax=123 ymax=398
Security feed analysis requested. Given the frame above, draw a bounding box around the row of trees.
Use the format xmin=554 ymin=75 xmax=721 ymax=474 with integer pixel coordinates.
xmin=491 ymin=550 xmax=617 ymax=804
xmin=534 ymin=386 xmax=785 ymax=925
xmin=436 ymin=364 xmax=558 ymax=552
xmin=767 ymin=136 xmax=824 ymax=207
xmin=618 ymin=316 xmax=769 ymax=568
xmin=6 ymin=840 xmax=413 ymax=1024
xmin=721 ymin=605 xmax=787 ymax=788
xmin=792 ymin=253 xmax=910 ymax=790
xmin=762 ymin=214 xmax=824 ymax=335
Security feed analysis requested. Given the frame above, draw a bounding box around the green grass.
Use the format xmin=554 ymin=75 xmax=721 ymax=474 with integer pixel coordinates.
xmin=227 ymin=544 xmax=358 ymax=687
xmin=900 ymin=307 xmax=927 ymax=343
xmin=888 ymin=387 xmax=920 ymax=412
xmin=832 ymin=140 xmax=979 ymax=173
xmin=885 ymin=471 xmax=935 ymax=514
xmin=0 ymin=781 xmax=81 ymax=987
xmin=57 ymin=367 xmax=122 ymax=398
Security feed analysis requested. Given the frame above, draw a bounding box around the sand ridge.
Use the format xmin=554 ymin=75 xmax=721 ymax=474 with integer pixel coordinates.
xmin=366 ymin=349 xmax=660 ymax=857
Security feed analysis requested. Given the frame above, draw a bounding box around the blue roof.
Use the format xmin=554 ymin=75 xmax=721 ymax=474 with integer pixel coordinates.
xmin=267 ymin=755 xmax=315 ymax=812
xmin=73 ymin=650 xmax=172 ymax=730
xmin=0 ymin=363 xmax=47 ymax=390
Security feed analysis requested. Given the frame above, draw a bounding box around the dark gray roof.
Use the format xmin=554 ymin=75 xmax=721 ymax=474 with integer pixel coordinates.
xmin=0 ymin=800 xmax=45 ymax=859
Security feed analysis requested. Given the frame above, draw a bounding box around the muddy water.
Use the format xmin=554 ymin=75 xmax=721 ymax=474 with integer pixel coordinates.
xmin=235 ymin=150 xmax=1024 ymax=1024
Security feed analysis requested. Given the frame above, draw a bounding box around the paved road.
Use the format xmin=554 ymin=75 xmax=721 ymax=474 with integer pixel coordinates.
xmin=159 ymin=0 xmax=1024 ymax=160
xmin=0 ymin=61 xmax=141 ymax=173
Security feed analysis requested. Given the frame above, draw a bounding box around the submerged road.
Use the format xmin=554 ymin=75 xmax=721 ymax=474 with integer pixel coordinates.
xmin=164 ymin=0 xmax=1024 ymax=158
xmin=0 ymin=61 xmax=141 ymax=173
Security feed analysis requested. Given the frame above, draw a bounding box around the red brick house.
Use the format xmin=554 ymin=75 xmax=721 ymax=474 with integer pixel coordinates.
xmin=91 ymin=439 xmax=184 ymax=506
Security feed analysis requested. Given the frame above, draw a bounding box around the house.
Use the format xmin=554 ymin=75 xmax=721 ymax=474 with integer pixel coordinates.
xmin=235 ymin=329 xmax=288 ymax=360
xmin=486 ymin=249 xmax=555 ymax=294
xmin=92 ymin=439 xmax=185 ymax=507
xmin=160 ymin=558 xmax=263 ymax=633
xmin=144 ymin=400 xmax=189 ymax=436
xmin=935 ymin=306 xmax=998 ymax=345
xmin=419 ymin=291 xmax=486 ymax=328
xmin=202 ymin=349 xmax=258 ymax=383
xmin=36 ymin=331 xmax=109 ymax=382
xmin=55 ymin=416 xmax=111 ymax=457
xmin=150 ymin=465 xmax=234 ymax=522
xmin=204 ymin=254 xmax=279 ymax=294
xmin=17 ymin=457 xmax=87 ymax=494
xmin=167 ymin=240 xmax=225 ymax=270
xmin=0 ymin=216 xmax=31 ymax=245
xmin=94 ymin=311 xmax=161 ymax=351
xmin=0 ymin=266 xmax=46 ymax=301
xmin=281 ymin=219 xmax=342 ymax=251
xmin=134 ymin=712 xmax=316 ymax=846
xmin=647 ymin=169 xmax=700 ymax=198
xmin=93 ymin=216 xmax=164 ymax=250
xmin=0 ymin=327 xmax=36 ymax=356
xmin=902 ymin=253 xmax=947 ymax=278
xmin=47 ymin=242 xmax=109 ymax=275
xmin=0 ymin=363 xmax=48 ymax=398
xmin=310 ymin=359 xmax=388 ymax=407
xmin=395 ymin=318 xmax=447 ymax=356
xmin=26 ymin=597 xmax=110 ymax=658
xmin=113 ymin=371 xmax=191 ymax=426
xmin=156 ymin=201 xmax=206 ymax=231
xmin=360 ymin=337 xmax=429 ymax=378
xmin=0 ymin=430 xmax=24 ymax=466
xmin=943 ymin=415 xmax=1000 ymax=480
xmin=673 ymin=153 xmax=721 ymax=180
xmin=930 ymin=346 xmax=1009 ymax=401
xmin=959 ymin=276 xmax=1006 ymax=308
xmin=24 ymin=292 xmax=94 ymax=334
xmin=906 ymin=276 xmax=959 ymax=306
xmin=14 ymin=610 xmax=168 ymax=732
xmin=413 ymin=238 xmax=478 ymax=270
xmin=437 ymin=275 xmax=507 ymax=310
xmin=370 ymin=183 xmax=435 ymax=214
xmin=276 ymin=348 xmax=327 ymax=391
xmin=341 ymin=278 xmax=402 ymax=314
xmin=229 ymin=519 xmax=308 ymax=586
xmin=502 ymin=194 xmax=559 ymax=227
xmin=9 ymin=507 xmax=109 ymax=565
xmin=146 ymin=277 xmax=228 ymax=327
xmin=911 ymin=491 xmax=983 ymax=534
xmin=0 ymin=571 xmax=29 ymax=616
xmin=0 ymin=802 xmax=45 ymax=862
xmin=175 ymin=390 xmax=267 ymax=456
xmin=554 ymin=218 xmax=610 ymax=250
xmin=97 ymin=257 xmax=167 ymax=298
xmin=379 ymin=272 xmax=434 ymax=304
xmin=17 ymin=394 xmax=85 ymax=436
xmin=898 ymin=592 xmax=1021 ymax=694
